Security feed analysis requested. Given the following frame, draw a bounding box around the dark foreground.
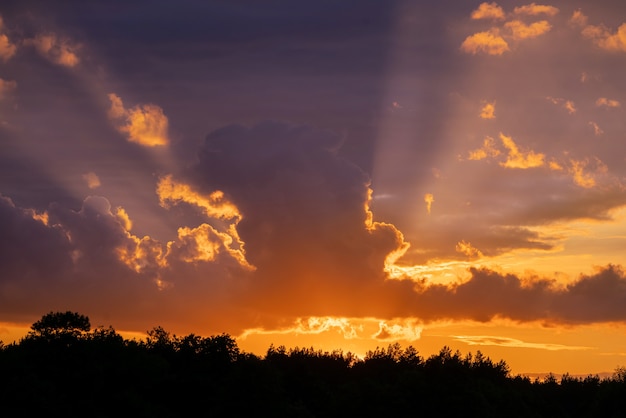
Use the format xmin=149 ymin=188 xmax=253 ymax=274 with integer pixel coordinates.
xmin=1 ymin=312 xmax=625 ymax=417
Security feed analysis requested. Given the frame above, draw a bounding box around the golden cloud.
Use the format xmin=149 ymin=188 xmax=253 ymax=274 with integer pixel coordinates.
xmin=480 ymin=101 xmax=496 ymax=119
xmin=513 ymin=3 xmax=559 ymax=17
xmin=108 ymin=93 xmax=169 ymax=147
xmin=373 ymin=320 xmax=422 ymax=341
xmin=499 ymin=133 xmax=545 ymax=169
xmin=156 ymin=175 xmax=252 ymax=269
xmin=157 ymin=175 xmax=241 ymax=221
xmin=568 ymin=158 xmax=608 ymax=189
xmin=505 ymin=20 xmax=552 ymax=40
xmin=115 ymin=207 xmax=132 ymax=231
xmin=424 ymin=193 xmax=434 ymax=214
xmin=582 ymin=23 xmax=626 ymax=52
xmin=468 ymin=136 xmax=501 ymax=160
xmin=460 ymin=30 xmax=510 ymax=55
xmin=455 ymin=240 xmax=484 ymax=260
xmin=595 ymin=97 xmax=621 ymax=108
xmin=471 ymin=2 xmax=505 ymax=20
xmin=27 ymin=34 xmax=80 ymax=67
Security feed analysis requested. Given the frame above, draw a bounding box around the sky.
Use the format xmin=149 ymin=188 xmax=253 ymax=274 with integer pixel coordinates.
xmin=1 ymin=0 xmax=626 ymax=376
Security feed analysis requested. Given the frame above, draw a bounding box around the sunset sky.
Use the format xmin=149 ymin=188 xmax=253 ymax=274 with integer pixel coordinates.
xmin=1 ymin=0 xmax=626 ymax=376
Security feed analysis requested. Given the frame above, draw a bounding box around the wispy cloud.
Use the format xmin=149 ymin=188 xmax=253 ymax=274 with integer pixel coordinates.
xmin=453 ymin=335 xmax=592 ymax=351
xmin=108 ymin=93 xmax=170 ymax=147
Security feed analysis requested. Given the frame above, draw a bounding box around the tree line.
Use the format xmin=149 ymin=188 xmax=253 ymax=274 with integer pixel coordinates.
xmin=1 ymin=311 xmax=625 ymax=417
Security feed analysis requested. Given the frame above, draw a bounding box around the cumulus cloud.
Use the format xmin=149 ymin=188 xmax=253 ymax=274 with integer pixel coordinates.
xmin=480 ymin=101 xmax=496 ymax=119
xmin=505 ymin=20 xmax=552 ymax=40
xmin=513 ymin=3 xmax=559 ymax=17
xmin=108 ymin=93 xmax=170 ymax=147
xmin=582 ymin=22 xmax=626 ymax=52
xmin=499 ymin=133 xmax=545 ymax=169
xmin=26 ymin=34 xmax=80 ymax=67
xmin=471 ymin=2 xmax=505 ymax=21
xmin=82 ymin=172 xmax=101 ymax=189
xmin=460 ymin=29 xmax=509 ymax=55
xmin=467 ymin=136 xmax=501 ymax=160
xmin=595 ymin=97 xmax=621 ymax=108
xmin=569 ymin=10 xmax=588 ymax=27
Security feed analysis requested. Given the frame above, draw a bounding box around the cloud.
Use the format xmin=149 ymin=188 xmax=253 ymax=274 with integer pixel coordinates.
xmin=424 ymin=193 xmax=434 ymax=214
xmin=568 ymin=158 xmax=608 ymax=189
xmin=595 ymin=97 xmax=621 ymax=108
xmin=26 ymin=34 xmax=80 ymax=67
xmin=108 ymin=93 xmax=170 ymax=147
xmin=471 ymin=2 xmax=505 ymax=21
xmin=455 ymin=240 xmax=483 ymax=260
xmin=373 ymin=320 xmax=422 ymax=341
xmin=546 ymin=97 xmax=576 ymax=114
xmin=453 ymin=335 xmax=592 ymax=351
xmin=582 ymin=22 xmax=626 ymax=52
xmin=0 ymin=16 xmax=16 ymax=62
xmin=569 ymin=10 xmax=588 ymax=27
xmin=505 ymin=20 xmax=552 ymax=40
xmin=82 ymin=172 xmax=101 ymax=189
xmin=409 ymin=265 xmax=626 ymax=324
xmin=480 ymin=101 xmax=496 ymax=119
xmin=589 ymin=121 xmax=603 ymax=136
xmin=467 ymin=136 xmax=501 ymax=160
xmin=513 ymin=3 xmax=559 ymax=17
xmin=460 ymin=29 xmax=509 ymax=55
xmin=499 ymin=133 xmax=545 ymax=169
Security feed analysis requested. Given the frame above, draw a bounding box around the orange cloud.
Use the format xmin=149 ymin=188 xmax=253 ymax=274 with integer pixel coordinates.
xmin=569 ymin=158 xmax=608 ymax=189
xmin=468 ymin=136 xmax=501 ymax=160
xmin=461 ymin=29 xmax=509 ymax=55
xmin=546 ymin=97 xmax=576 ymax=114
xmin=471 ymin=2 xmax=505 ymax=21
xmin=115 ymin=207 xmax=132 ymax=231
xmin=108 ymin=93 xmax=170 ymax=147
xmin=455 ymin=240 xmax=484 ymax=259
xmin=82 ymin=172 xmax=101 ymax=189
xmin=27 ymin=34 xmax=80 ymax=67
xmin=499 ymin=133 xmax=545 ymax=169
xmin=453 ymin=335 xmax=591 ymax=351
xmin=480 ymin=101 xmax=496 ymax=119
xmin=589 ymin=121 xmax=603 ymax=136
xmin=0 ymin=16 xmax=16 ymax=62
xmin=157 ymin=175 xmax=241 ymax=221
xmin=156 ymin=175 xmax=252 ymax=269
xmin=373 ymin=320 xmax=422 ymax=341
xmin=513 ymin=3 xmax=559 ymax=17
xmin=505 ymin=20 xmax=552 ymax=40
xmin=424 ymin=193 xmax=434 ymax=214
xmin=582 ymin=23 xmax=626 ymax=52
xmin=595 ymin=97 xmax=621 ymax=108
xmin=570 ymin=10 xmax=588 ymax=27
